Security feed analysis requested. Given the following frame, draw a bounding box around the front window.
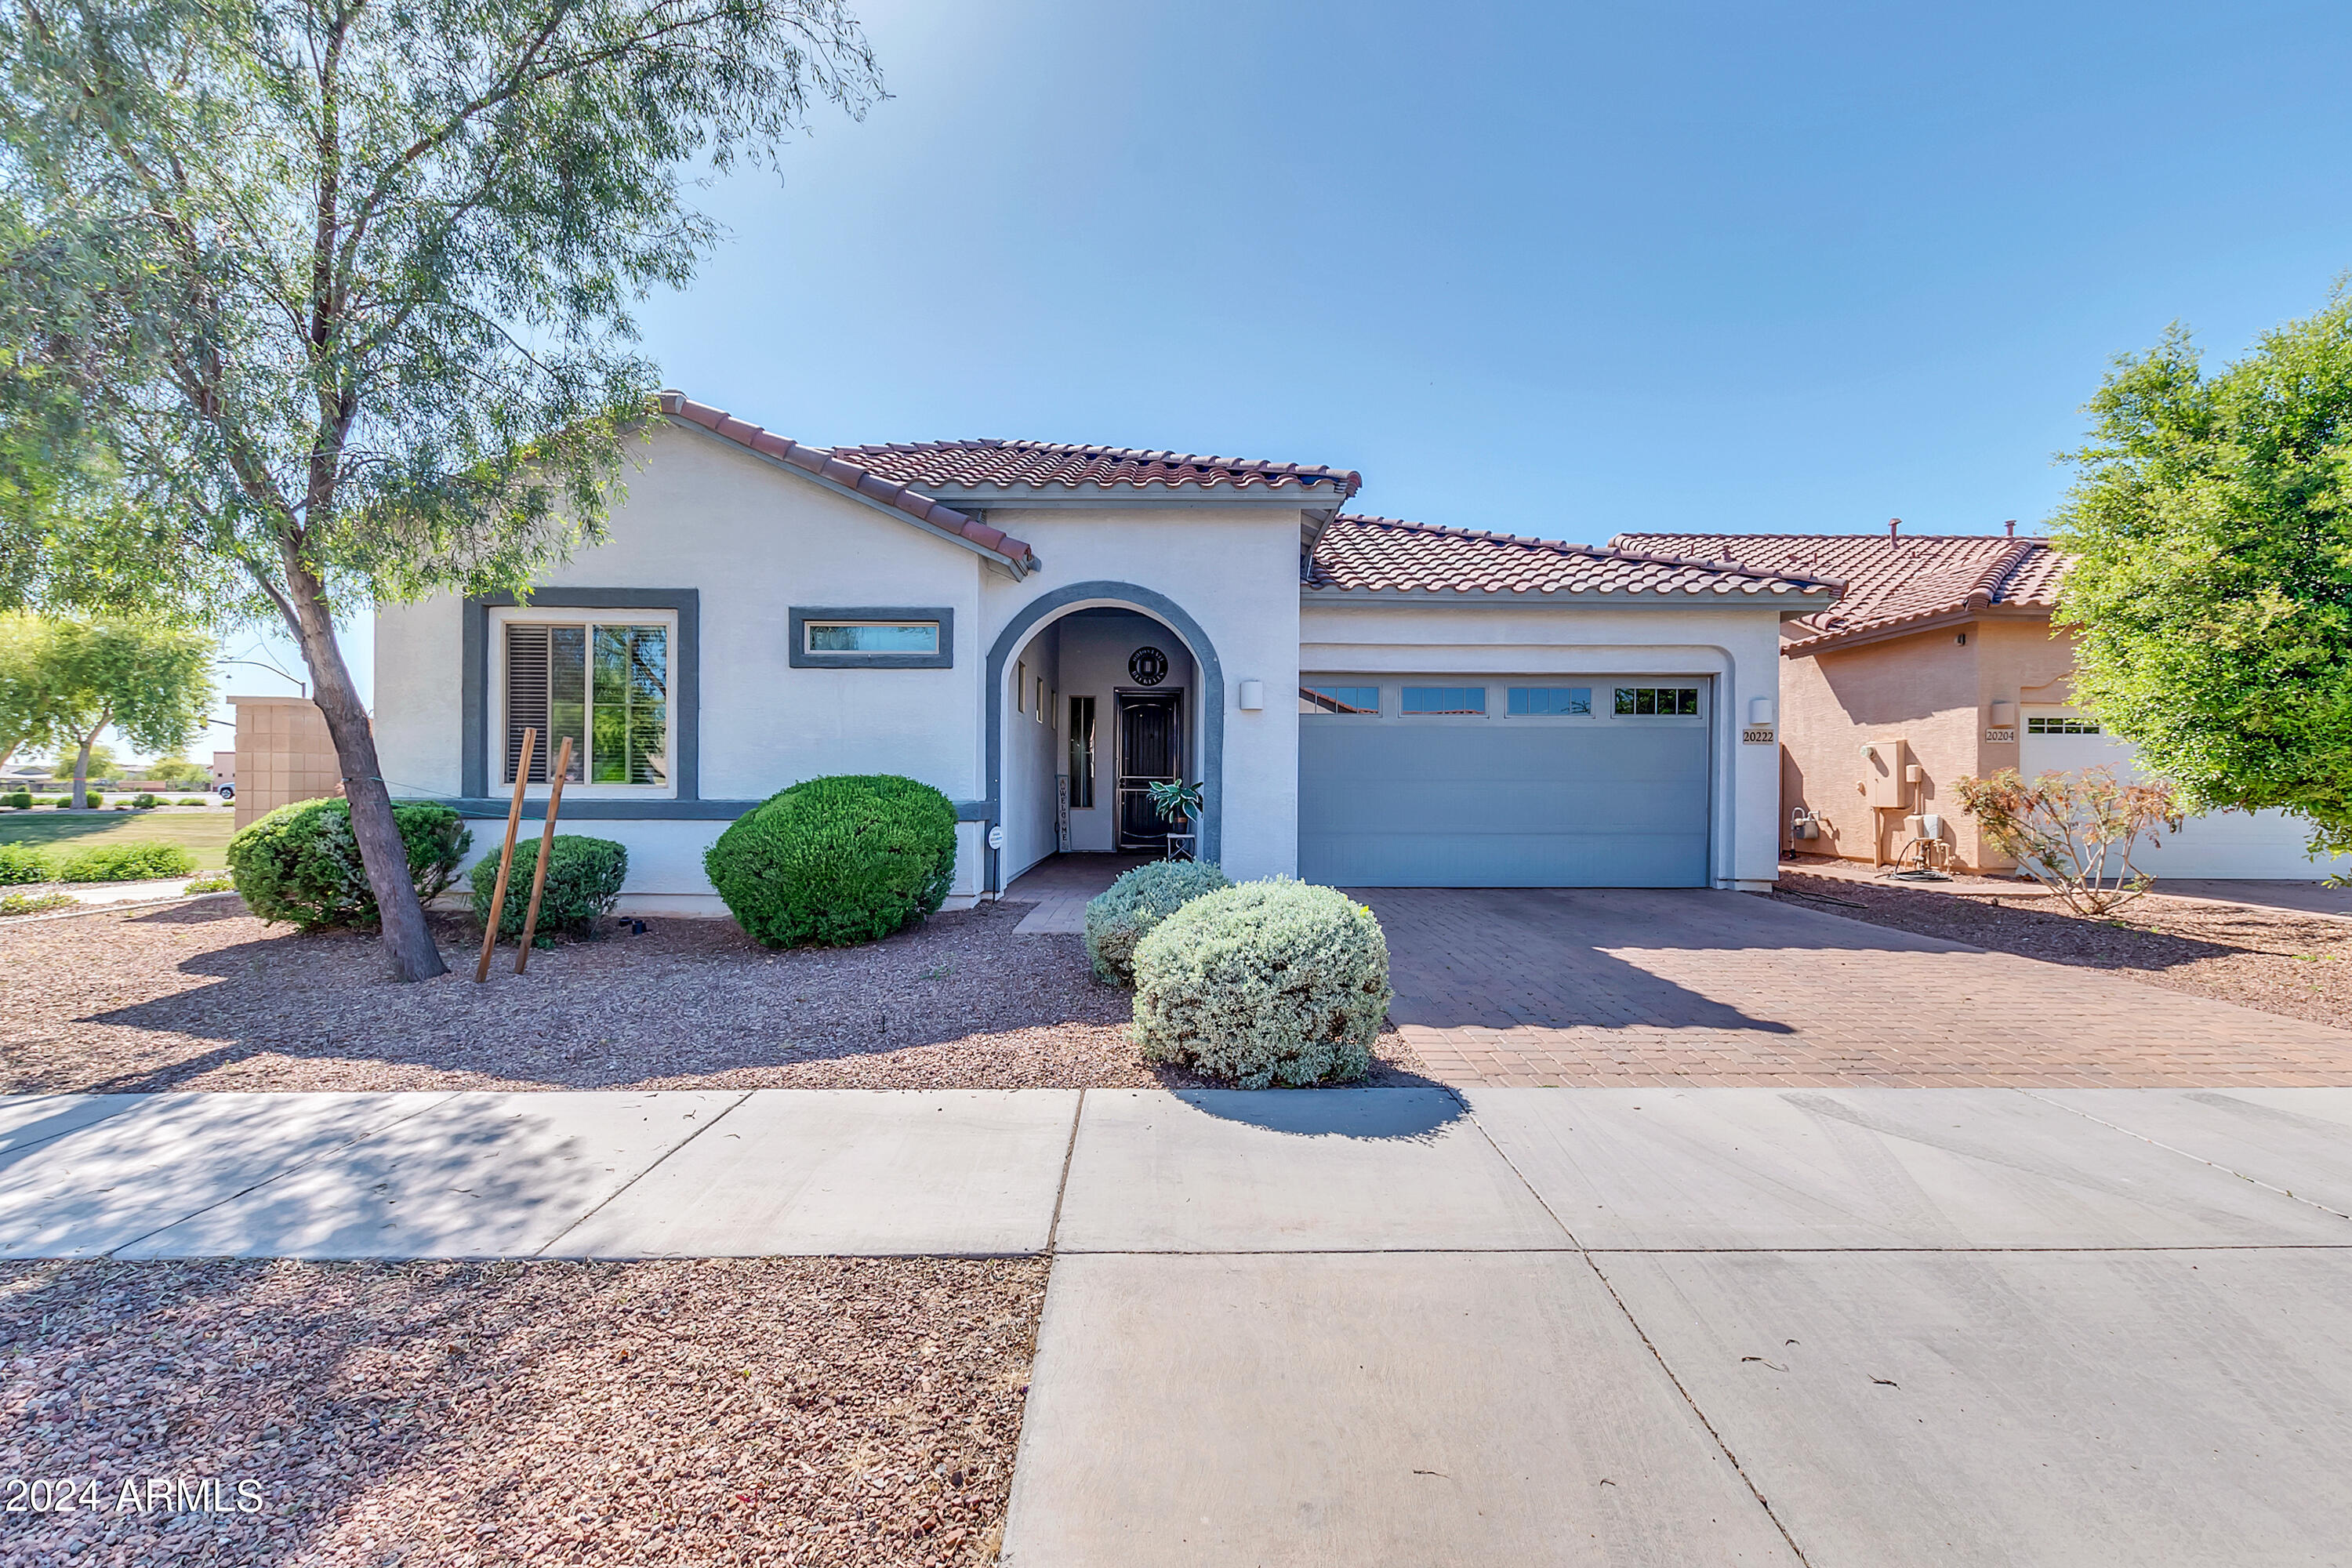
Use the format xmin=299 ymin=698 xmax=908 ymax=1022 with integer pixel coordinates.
xmin=504 ymin=621 xmax=669 ymax=786
xmin=1401 ymin=686 xmax=1486 ymax=716
xmin=805 ymin=620 xmax=939 ymax=655
xmin=1614 ymin=686 xmax=1700 ymax=717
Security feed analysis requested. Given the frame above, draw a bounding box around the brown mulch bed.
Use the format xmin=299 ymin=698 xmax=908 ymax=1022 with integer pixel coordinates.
xmin=0 ymin=898 xmax=1426 ymax=1094
xmin=0 ymin=1257 xmax=1044 ymax=1568
xmin=1774 ymin=870 xmax=2352 ymax=1030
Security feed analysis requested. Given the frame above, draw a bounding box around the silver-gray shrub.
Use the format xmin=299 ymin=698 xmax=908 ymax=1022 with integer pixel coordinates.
xmin=1083 ymin=858 xmax=1232 ymax=985
xmin=1130 ymin=878 xmax=1392 ymax=1087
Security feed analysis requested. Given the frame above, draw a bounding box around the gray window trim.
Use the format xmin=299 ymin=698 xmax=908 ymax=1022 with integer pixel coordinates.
xmin=463 ymin=589 xmax=699 ymax=800
xmin=788 ymin=606 xmax=955 ymax=669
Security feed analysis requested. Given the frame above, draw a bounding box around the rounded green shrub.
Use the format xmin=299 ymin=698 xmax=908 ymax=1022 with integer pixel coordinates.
xmin=2 ymin=790 xmax=31 ymax=809
xmin=1131 ymin=878 xmax=1393 ymax=1088
xmin=0 ymin=843 xmax=49 ymax=884
xmin=705 ymin=775 xmax=956 ymax=948
xmin=1083 ymin=858 xmax=1232 ymax=985
xmin=131 ymin=793 xmax=158 ymax=809
xmin=227 ymin=797 xmax=472 ymax=931
xmin=470 ymin=835 xmax=629 ymax=942
xmin=54 ymin=840 xmax=198 ymax=882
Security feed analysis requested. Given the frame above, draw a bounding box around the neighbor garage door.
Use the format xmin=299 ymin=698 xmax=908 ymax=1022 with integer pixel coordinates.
xmin=1298 ymin=676 xmax=1711 ymax=887
xmin=2020 ymin=706 xmax=2349 ymax=879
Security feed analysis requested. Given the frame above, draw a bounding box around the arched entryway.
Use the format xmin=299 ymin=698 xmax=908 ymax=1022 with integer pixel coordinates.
xmin=984 ymin=581 xmax=1225 ymax=893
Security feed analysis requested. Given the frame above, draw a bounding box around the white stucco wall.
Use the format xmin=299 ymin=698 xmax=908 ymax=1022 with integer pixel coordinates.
xmin=376 ymin=421 xmax=995 ymax=909
xmin=1299 ymin=598 xmax=1791 ymax=889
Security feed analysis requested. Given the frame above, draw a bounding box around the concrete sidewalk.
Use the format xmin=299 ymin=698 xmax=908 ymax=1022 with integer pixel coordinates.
xmin=5 ymin=1084 xmax=2351 ymax=1565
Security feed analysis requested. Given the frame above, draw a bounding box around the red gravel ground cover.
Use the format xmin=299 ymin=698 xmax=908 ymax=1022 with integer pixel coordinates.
xmin=1775 ymin=869 xmax=2352 ymax=1031
xmin=0 ymin=898 xmax=1425 ymax=1094
xmin=0 ymin=1257 xmax=1045 ymax=1567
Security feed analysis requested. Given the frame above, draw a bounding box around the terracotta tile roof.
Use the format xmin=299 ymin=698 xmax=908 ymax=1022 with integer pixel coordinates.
xmin=658 ymin=392 xmax=1039 ymax=573
xmin=833 ymin=439 xmax=1363 ymax=499
xmin=1610 ymin=530 xmax=2068 ymax=652
xmin=1305 ymin=515 xmax=1844 ymax=600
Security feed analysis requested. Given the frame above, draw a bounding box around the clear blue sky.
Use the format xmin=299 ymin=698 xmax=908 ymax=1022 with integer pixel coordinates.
xmin=193 ymin=0 xmax=2352 ymax=754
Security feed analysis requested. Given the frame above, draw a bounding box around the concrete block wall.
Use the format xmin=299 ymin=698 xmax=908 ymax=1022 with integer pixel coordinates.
xmin=230 ymin=695 xmax=343 ymax=828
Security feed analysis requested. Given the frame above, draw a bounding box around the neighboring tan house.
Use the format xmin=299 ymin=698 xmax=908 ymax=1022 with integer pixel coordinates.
xmin=372 ymin=392 xmax=1841 ymax=913
xmin=1615 ymin=524 xmax=2350 ymax=880
xmin=209 ymin=750 xmax=235 ymax=792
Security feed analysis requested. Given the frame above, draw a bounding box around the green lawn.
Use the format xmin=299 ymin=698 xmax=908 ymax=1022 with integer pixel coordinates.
xmin=0 ymin=809 xmax=238 ymax=871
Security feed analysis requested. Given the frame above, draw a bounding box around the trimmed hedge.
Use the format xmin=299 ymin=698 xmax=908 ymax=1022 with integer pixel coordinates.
xmin=54 ymin=840 xmax=198 ymax=882
xmin=1083 ymin=858 xmax=1232 ymax=985
xmin=706 ymin=775 xmax=956 ymax=948
xmin=227 ymin=798 xmax=472 ymax=931
xmin=130 ymin=793 xmax=158 ymax=809
xmin=470 ymin=835 xmax=629 ymax=942
xmin=1131 ymin=878 xmax=1393 ymax=1088
xmin=2 ymin=790 xmax=31 ymax=810
xmin=0 ymin=844 xmax=48 ymax=884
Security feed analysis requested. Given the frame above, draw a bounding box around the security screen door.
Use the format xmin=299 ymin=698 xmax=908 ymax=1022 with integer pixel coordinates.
xmin=1116 ymin=691 xmax=1183 ymax=851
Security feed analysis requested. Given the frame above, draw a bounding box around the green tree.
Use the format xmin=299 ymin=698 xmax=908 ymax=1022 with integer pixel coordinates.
xmin=2051 ymin=289 xmax=2352 ymax=856
xmin=35 ymin=619 xmax=215 ymax=807
xmin=0 ymin=0 xmax=879 ymax=978
xmin=0 ymin=612 xmax=70 ymax=771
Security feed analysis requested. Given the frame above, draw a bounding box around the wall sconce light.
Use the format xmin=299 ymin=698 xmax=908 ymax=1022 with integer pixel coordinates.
xmin=1990 ymin=700 xmax=2016 ymax=727
xmin=1859 ymin=742 xmax=1880 ymax=762
xmin=1748 ymin=696 xmax=1775 ymax=725
xmin=1238 ymin=679 xmax=1265 ymax=711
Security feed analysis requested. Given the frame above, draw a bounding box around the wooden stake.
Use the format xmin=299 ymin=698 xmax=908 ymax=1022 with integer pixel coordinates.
xmin=476 ymin=727 xmax=535 ymax=983
xmin=514 ymin=735 xmax=573 ymax=975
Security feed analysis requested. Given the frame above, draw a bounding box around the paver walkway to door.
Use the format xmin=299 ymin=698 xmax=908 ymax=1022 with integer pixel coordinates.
xmin=1363 ymin=887 xmax=2352 ymax=1088
xmin=9 ymin=1084 xmax=2352 ymax=1565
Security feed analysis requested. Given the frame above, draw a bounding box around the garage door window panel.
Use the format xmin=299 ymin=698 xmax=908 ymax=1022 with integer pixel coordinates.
xmin=1613 ymin=686 xmax=1701 ymax=717
xmin=1402 ymin=686 xmax=1486 ymax=716
xmin=1507 ymin=687 xmax=1592 ymax=717
xmin=1301 ymin=684 xmax=1381 ymax=716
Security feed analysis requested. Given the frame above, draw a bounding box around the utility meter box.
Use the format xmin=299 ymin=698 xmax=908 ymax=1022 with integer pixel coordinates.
xmin=1865 ymin=739 xmax=1910 ymax=808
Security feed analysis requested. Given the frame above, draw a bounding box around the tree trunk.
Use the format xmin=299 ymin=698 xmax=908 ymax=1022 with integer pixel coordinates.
xmin=73 ymin=712 xmax=106 ymax=810
xmin=275 ymin=557 xmax=448 ymax=981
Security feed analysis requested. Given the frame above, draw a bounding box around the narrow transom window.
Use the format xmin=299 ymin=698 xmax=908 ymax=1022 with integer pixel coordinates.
xmin=805 ymin=620 xmax=939 ymax=655
xmin=1402 ymin=686 xmax=1486 ymax=716
xmin=1300 ymin=684 xmax=1381 ymax=715
xmin=1613 ymin=686 xmax=1700 ymax=717
xmin=1508 ymin=687 xmax=1592 ymax=716
xmin=505 ymin=622 xmax=668 ymax=785
xmin=2027 ymin=716 xmax=2101 ymax=734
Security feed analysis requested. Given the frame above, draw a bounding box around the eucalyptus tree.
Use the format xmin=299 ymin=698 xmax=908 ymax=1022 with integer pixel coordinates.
xmin=0 ymin=0 xmax=879 ymax=976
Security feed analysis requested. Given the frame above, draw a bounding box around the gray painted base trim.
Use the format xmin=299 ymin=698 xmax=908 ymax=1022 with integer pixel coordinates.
xmin=426 ymin=798 xmax=990 ymax=822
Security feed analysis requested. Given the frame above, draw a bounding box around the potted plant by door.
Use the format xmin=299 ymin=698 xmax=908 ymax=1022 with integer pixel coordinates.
xmin=1147 ymin=779 xmax=1206 ymax=860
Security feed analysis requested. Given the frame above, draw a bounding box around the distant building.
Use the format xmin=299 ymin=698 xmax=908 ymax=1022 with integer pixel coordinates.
xmin=210 ymin=750 xmax=235 ymax=791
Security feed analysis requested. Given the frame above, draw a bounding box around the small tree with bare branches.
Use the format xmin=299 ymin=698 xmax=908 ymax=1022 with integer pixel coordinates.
xmin=1953 ymin=766 xmax=2184 ymax=916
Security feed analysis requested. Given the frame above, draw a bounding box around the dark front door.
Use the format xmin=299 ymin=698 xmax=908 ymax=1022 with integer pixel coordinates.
xmin=1116 ymin=691 xmax=1184 ymax=851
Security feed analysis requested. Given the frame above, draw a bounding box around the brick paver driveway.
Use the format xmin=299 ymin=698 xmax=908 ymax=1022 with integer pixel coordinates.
xmin=1365 ymin=887 xmax=2352 ymax=1088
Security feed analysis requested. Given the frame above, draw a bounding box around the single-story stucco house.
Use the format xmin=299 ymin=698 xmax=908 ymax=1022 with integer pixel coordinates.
xmin=373 ymin=393 xmax=1842 ymax=913
xmin=1617 ymin=524 xmax=2352 ymax=880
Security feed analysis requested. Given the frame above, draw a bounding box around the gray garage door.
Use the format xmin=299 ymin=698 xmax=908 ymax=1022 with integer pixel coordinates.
xmin=1297 ymin=677 xmax=1711 ymax=887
